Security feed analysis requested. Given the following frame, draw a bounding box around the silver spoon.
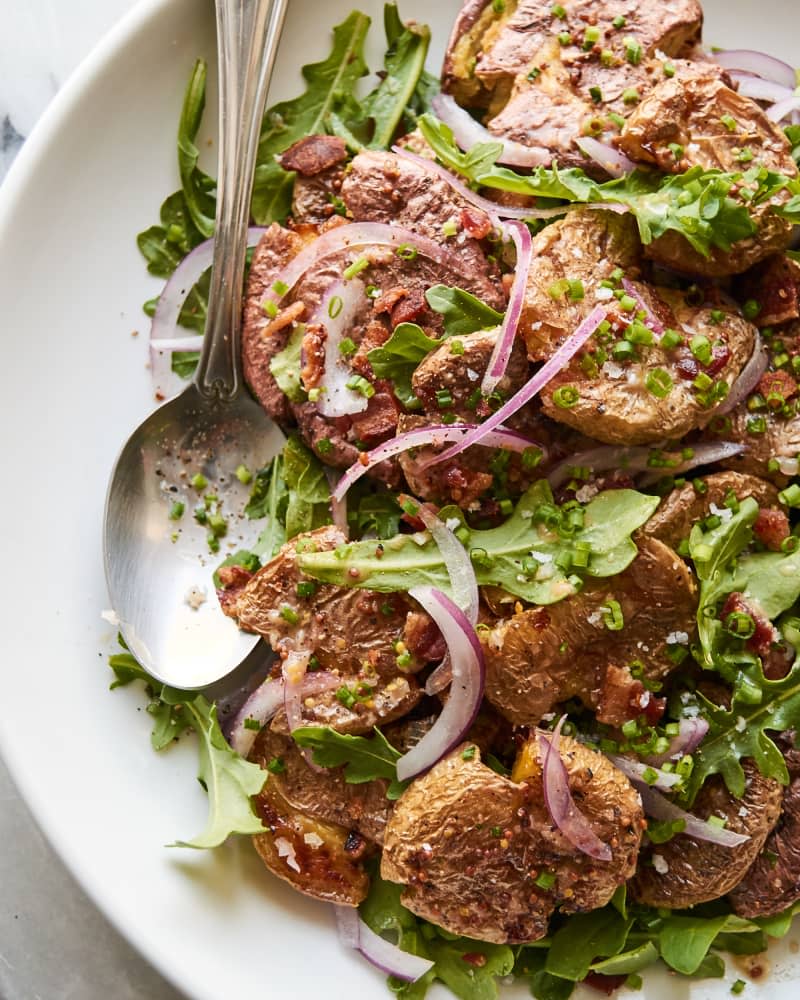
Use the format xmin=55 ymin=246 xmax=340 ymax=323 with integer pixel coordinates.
xmin=104 ymin=0 xmax=288 ymax=689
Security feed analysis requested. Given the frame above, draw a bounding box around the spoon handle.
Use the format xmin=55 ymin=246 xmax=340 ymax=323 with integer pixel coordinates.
xmin=195 ymin=0 xmax=289 ymax=402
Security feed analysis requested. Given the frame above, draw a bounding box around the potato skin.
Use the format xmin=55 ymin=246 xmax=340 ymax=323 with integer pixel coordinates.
xmin=631 ymin=760 xmax=783 ymax=910
xmin=381 ymin=740 xmax=643 ymax=944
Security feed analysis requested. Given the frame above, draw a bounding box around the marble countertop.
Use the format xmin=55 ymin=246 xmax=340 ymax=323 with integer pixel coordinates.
xmin=1 ymin=3 xmax=183 ymax=997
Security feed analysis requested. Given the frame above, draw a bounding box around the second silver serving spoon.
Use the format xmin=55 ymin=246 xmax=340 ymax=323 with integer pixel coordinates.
xmin=104 ymin=0 xmax=288 ymax=689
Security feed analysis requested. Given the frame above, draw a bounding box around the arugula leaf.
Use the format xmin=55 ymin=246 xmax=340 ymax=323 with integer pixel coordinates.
xmin=353 ymin=4 xmax=431 ymax=150
xmin=251 ymin=11 xmax=371 ymax=223
xmin=754 ymin=899 xmax=800 ymax=938
xmin=298 ymin=482 xmax=659 ymax=605
xmin=351 ymin=488 xmax=403 ymax=539
xmin=418 ymin=115 xmax=800 ymax=258
xmin=212 ymin=549 xmax=261 ymax=589
xmin=291 ymin=725 xmax=407 ymax=799
xmin=425 ymin=285 xmax=503 ymax=337
xmin=171 ymin=697 xmax=268 ymax=848
xmin=282 ymin=435 xmax=332 ymax=539
xmin=109 ymin=642 xmax=267 ymax=843
xmin=367 ymin=322 xmax=441 ymax=408
xmin=590 ymin=940 xmax=659 ymax=976
xmin=269 ymin=325 xmax=307 ymax=403
xmin=683 ymin=659 xmax=800 ymax=800
xmin=360 ymin=872 xmax=514 ymax=1000
xmin=247 ymin=454 xmax=289 ymax=558
xmin=545 ymin=909 xmax=632 ymax=980
xmin=177 ymin=58 xmax=216 ymax=239
xmin=658 ymin=915 xmax=729 ymax=975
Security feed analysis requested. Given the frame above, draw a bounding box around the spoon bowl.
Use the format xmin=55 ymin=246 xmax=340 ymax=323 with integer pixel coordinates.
xmin=104 ymin=0 xmax=288 ymax=689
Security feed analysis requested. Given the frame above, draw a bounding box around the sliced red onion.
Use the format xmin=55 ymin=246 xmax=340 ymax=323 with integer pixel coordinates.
xmin=575 ymin=137 xmax=636 ymax=179
xmin=607 ymin=754 xmax=682 ymax=792
xmin=313 ymin=279 xmax=369 ymax=418
xmin=417 ymin=506 xmax=478 ymax=625
xmin=324 ymin=468 xmax=349 ymax=538
xmin=149 ymin=227 xmax=266 ymax=398
xmin=767 ymin=95 xmax=800 ymax=123
xmin=392 ymin=145 xmax=566 ymax=222
xmin=429 ymin=305 xmax=607 ymax=467
xmin=332 ymin=424 xmax=545 ymax=501
xmin=259 ymin=221 xmax=471 ymax=317
xmin=432 ymin=93 xmax=552 ymax=168
xmin=548 ymin=440 xmax=746 ymax=490
xmin=396 ymin=587 xmax=485 ymax=782
xmin=621 ymin=278 xmax=664 ymax=335
xmin=712 ymin=49 xmax=796 ymax=90
xmin=334 ymin=906 xmax=434 ymax=983
xmin=713 ymin=332 xmax=767 ymax=415
xmin=730 ymin=72 xmax=794 ymax=105
xmin=638 ymin=784 xmax=750 ymax=848
xmin=645 ymin=718 xmax=710 ymax=767
xmin=282 ymin=649 xmax=312 ymax=734
xmin=538 ymin=717 xmax=612 ymax=862
xmin=481 ymin=221 xmax=532 ymax=395
xmin=227 ymin=670 xmax=341 ymax=758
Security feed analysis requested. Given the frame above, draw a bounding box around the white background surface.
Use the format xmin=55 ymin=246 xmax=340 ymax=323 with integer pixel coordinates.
xmin=1 ymin=5 xmax=183 ymax=997
xmin=1 ymin=2 xmax=799 ymax=1000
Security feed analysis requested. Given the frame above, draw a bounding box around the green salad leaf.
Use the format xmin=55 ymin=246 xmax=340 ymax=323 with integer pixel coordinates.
xmin=269 ymin=326 xmax=307 ymax=403
xmin=247 ymin=453 xmax=289 ymax=558
xmin=367 ymin=322 xmax=441 ymax=408
xmin=545 ymin=909 xmax=632 ymax=980
xmin=292 ymin=725 xmax=407 ymax=799
xmin=350 ymin=489 xmax=403 ymax=539
xmin=108 ymin=639 xmax=267 ymax=846
xmin=418 ymin=114 xmax=800 ymax=258
xmin=425 ymin=285 xmax=504 ymax=337
xmin=282 ymin=435 xmax=333 ymax=539
xmin=298 ymin=482 xmax=659 ymax=605
xmin=177 ymin=58 xmax=216 ymax=239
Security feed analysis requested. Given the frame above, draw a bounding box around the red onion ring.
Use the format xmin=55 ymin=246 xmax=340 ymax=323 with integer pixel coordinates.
xmin=607 ymin=754 xmax=682 ymax=792
xmin=537 ymin=716 xmax=613 ymax=862
xmin=637 ymin=783 xmax=750 ymax=848
xmin=282 ymin=650 xmax=312 ymax=734
xmin=481 ymin=221 xmax=532 ymax=395
xmin=730 ymin=72 xmax=794 ymax=105
xmin=432 ymin=93 xmax=552 ymax=168
xmin=712 ymin=49 xmax=796 ymax=90
xmin=645 ymin=718 xmax=710 ymax=767
xmin=332 ymin=424 xmax=545 ymax=501
xmin=714 ymin=332 xmax=767 ymax=415
xmin=621 ymin=278 xmax=665 ymax=335
xmin=334 ymin=906 xmax=435 ymax=983
xmin=574 ymin=137 xmax=636 ymax=179
xmin=396 ymin=587 xmax=485 ymax=782
xmin=313 ymin=278 xmax=369 ymax=418
xmin=324 ymin=469 xmax=349 ymax=538
xmin=391 ymin=145 xmax=565 ymax=222
xmin=227 ymin=670 xmax=341 ymax=758
xmin=417 ymin=506 xmax=478 ymax=625
xmin=259 ymin=221 xmax=473 ymax=317
xmin=149 ymin=227 xmax=266 ymax=398
xmin=547 ymin=441 xmax=746 ymax=490
xmin=767 ymin=95 xmax=800 ymax=123
xmin=428 ymin=305 xmax=608 ymax=467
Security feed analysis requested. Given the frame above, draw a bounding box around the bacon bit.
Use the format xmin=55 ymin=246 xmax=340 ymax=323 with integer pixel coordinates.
xmin=759 ymin=368 xmax=798 ymax=402
xmin=643 ymin=694 xmax=666 ymax=726
xmin=372 ymin=286 xmax=409 ymax=315
xmin=349 ymin=391 xmax=399 ymax=446
xmin=300 ymin=323 xmax=327 ymax=389
xmin=460 ymin=206 xmax=492 ymax=240
xmin=278 ymin=135 xmax=347 ymax=176
xmin=443 ymin=465 xmax=494 ymax=506
xmin=722 ymin=592 xmax=779 ymax=657
xmin=261 ymin=300 xmax=306 ymax=338
xmin=584 ymin=973 xmax=628 ymax=995
xmin=754 ymin=507 xmax=791 ymax=551
xmin=390 ymin=288 xmax=428 ymax=326
xmin=404 ymin=610 xmax=446 ymax=663
xmin=705 ymin=343 xmax=731 ymax=377
xmin=461 ymin=953 xmax=487 ymax=968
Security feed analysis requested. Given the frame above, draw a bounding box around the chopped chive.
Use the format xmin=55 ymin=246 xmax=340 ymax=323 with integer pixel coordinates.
xmin=441 ymin=217 xmax=458 ymax=238
xmin=612 ymin=14 xmax=626 ymax=28
xmin=646 ymin=368 xmax=673 ymax=398
xmin=396 ymin=243 xmax=418 ymax=261
xmin=603 ymin=599 xmax=624 ymax=631
xmin=263 ymin=299 xmax=278 ymax=318
xmin=558 ymin=31 xmax=572 ymax=45
xmin=343 ymin=256 xmax=369 ymax=281
xmin=190 ymin=473 xmax=208 ymax=490
xmin=720 ymin=113 xmax=738 ymax=132
xmin=535 ymin=871 xmax=556 ymax=889
xmin=339 ymin=336 xmax=357 ymax=356
xmin=168 ymin=501 xmax=185 ymax=520
xmin=623 ymin=36 xmax=642 ymax=65
xmin=589 ymin=85 xmax=603 ymax=103
xmin=296 ymin=581 xmax=317 ymax=598
xmin=346 ymin=375 xmax=376 ymax=398
xmin=553 ymin=385 xmax=580 ymax=408
xmin=271 ymin=279 xmax=289 ymax=296
xmin=622 ymin=87 xmax=640 ymax=104
xmin=328 ymin=295 xmax=343 ymax=318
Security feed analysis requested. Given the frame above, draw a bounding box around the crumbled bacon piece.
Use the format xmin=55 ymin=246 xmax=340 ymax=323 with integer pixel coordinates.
xmin=753 ymin=507 xmax=791 ymax=551
xmin=460 ymin=207 xmax=492 ymax=240
xmin=349 ymin=391 xmax=399 ymax=446
xmin=443 ymin=465 xmax=494 ymax=506
xmin=390 ymin=287 xmax=428 ymax=327
xmin=372 ymin=286 xmax=409 ymax=316
xmin=758 ymin=368 xmax=798 ymax=403
xmin=404 ymin=611 xmax=446 ymax=663
xmin=300 ymin=323 xmax=327 ymax=389
xmin=722 ymin=592 xmax=779 ymax=658
xmin=278 ymin=135 xmax=348 ymax=176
